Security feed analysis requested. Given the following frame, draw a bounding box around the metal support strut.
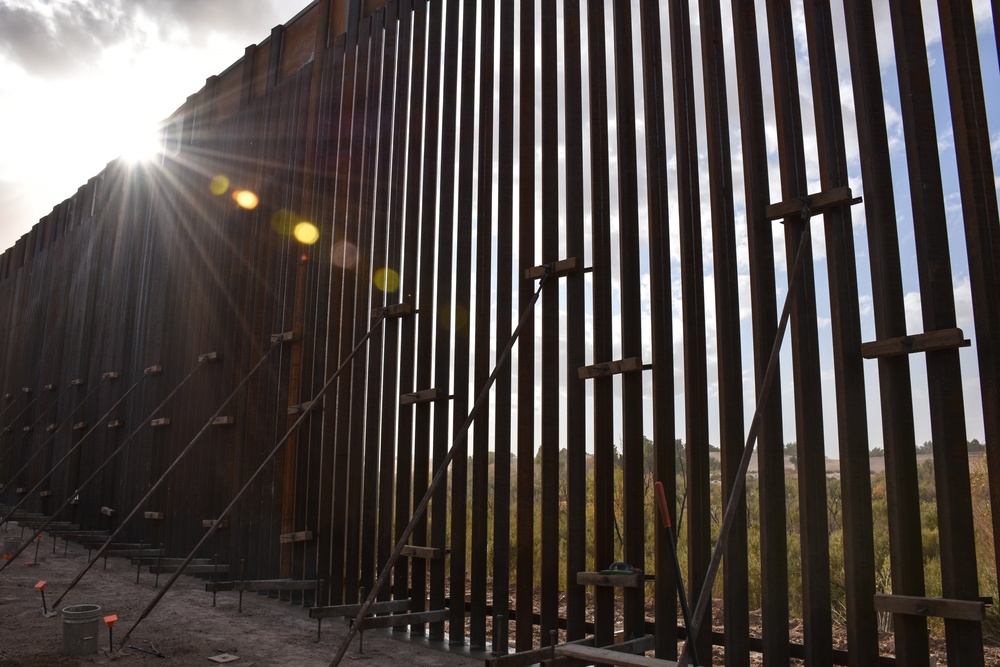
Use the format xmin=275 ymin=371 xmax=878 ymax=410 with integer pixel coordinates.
xmin=328 ymin=265 xmax=554 ymax=667
xmin=50 ymin=346 xmax=269 ymax=610
xmin=114 ymin=314 xmax=390 ymax=651
xmin=678 ymin=214 xmax=814 ymax=667
xmin=0 ymin=373 xmax=152 ymax=563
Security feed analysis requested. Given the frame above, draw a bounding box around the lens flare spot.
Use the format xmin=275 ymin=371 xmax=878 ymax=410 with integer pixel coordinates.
xmin=333 ymin=241 xmax=358 ymax=269
xmin=374 ymin=268 xmax=400 ymax=293
xmin=233 ymin=190 xmax=259 ymax=210
xmin=209 ymin=175 xmax=230 ymax=195
xmin=271 ymin=209 xmax=299 ymax=235
xmin=294 ymin=222 xmax=320 ymax=245
xmin=439 ymin=306 xmax=469 ymax=330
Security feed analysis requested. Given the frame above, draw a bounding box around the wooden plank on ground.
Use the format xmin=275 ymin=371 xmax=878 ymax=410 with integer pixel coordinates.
xmin=148 ymin=564 xmax=229 ymax=575
xmin=356 ymin=609 xmax=449 ymax=630
xmin=82 ymin=542 xmax=146 ymax=551
xmin=556 ymin=644 xmax=676 ymax=667
xmin=205 ymin=579 xmax=319 ymax=593
xmin=133 ymin=557 xmax=213 ymax=566
xmin=308 ymin=598 xmax=412 ymax=620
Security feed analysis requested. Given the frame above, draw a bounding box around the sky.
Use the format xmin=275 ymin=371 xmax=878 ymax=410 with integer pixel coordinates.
xmin=0 ymin=0 xmax=308 ymax=252
xmin=0 ymin=0 xmax=997 ymax=457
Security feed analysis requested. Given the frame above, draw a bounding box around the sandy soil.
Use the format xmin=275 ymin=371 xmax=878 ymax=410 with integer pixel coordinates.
xmin=0 ymin=525 xmax=481 ymax=667
xmin=4 ymin=523 xmax=997 ymax=666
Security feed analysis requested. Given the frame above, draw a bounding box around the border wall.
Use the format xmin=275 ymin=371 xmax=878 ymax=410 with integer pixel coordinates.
xmin=1 ymin=1 xmax=998 ymax=664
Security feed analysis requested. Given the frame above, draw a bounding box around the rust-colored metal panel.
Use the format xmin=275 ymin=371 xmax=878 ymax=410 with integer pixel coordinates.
xmin=562 ymin=0 xmax=587 ymax=644
xmin=392 ymin=0 xmax=422 ymax=605
xmin=668 ymin=0 xmax=711 ymax=658
xmin=539 ymin=0 xmax=560 ymax=646
xmin=801 ymin=1 xmax=879 ymax=665
xmin=515 ymin=0 xmax=535 ymax=652
xmin=766 ymin=0 xmax=832 ymax=663
xmin=280 ymin=3 xmax=320 ymax=80
xmin=842 ymin=1 xmax=920 ymax=664
xmin=251 ymin=41 xmax=271 ymax=101
xmin=469 ymin=0 xmax=494 ymax=649
xmin=214 ymin=64 xmax=244 ymax=124
xmin=1 ymin=1 xmax=998 ymax=664
xmin=491 ymin=0 xmax=515 ymax=652
xmin=585 ymin=0 xmax=615 ymax=652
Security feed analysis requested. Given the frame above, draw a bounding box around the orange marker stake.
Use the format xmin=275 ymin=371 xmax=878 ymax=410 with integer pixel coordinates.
xmin=25 ymin=534 xmax=42 ymax=566
xmin=654 ymin=481 xmax=700 ymax=667
xmin=104 ymin=614 xmax=118 ymax=652
xmin=34 ymin=580 xmax=47 ymax=614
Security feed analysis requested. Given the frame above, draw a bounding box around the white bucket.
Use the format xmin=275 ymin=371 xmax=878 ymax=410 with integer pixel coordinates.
xmin=62 ymin=604 xmax=101 ymax=655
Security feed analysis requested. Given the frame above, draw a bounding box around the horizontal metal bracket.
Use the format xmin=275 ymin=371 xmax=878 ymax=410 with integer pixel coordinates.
xmin=150 ymin=418 xmax=171 ymax=427
xmin=766 ymin=186 xmax=860 ymax=221
xmin=22 ymin=426 xmax=31 ymax=432
xmin=70 ymin=378 xmax=84 ymax=386
xmin=202 ymin=519 xmax=228 ymax=529
xmin=555 ymin=640 xmax=658 ymax=667
xmin=271 ymin=331 xmax=297 ymax=344
xmin=21 ymin=387 xmax=32 ymax=394
xmin=861 ymin=327 xmax=970 ymax=359
xmin=524 ymin=257 xmax=581 ymax=281
xmin=401 ymin=545 xmax=442 ymax=559
xmin=39 ymin=490 xmax=52 ymax=498
xmin=372 ymin=302 xmax=414 ymax=319
xmin=578 ymin=357 xmax=645 ymax=380
xmin=102 ymin=371 xmax=120 ymax=380
xmin=874 ymin=593 xmax=989 ymax=622
xmin=309 ymin=598 xmax=413 ymax=621
xmin=46 ymin=423 xmax=57 ymax=432
xmin=16 ymin=487 xmax=26 ymax=494
xmin=198 ymin=351 xmax=220 ymax=363
xmin=576 ymin=571 xmax=645 ymax=588
xmin=400 ymin=388 xmax=447 ymax=405
xmin=358 ymin=609 xmax=449 ymax=630
xmin=43 ymin=384 xmax=55 ymax=391
xmin=101 ymin=506 xmax=116 ymax=517
xmin=3 ymin=393 xmax=11 ymax=399
xmin=279 ymin=530 xmax=314 ymax=544
xmin=211 ymin=416 xmax=235 ymax=426
xmin=145 ymin=365 xmax=163 ymax=375
xmin=107 ymin=420 xmax=123 ymax=429
xmin=288 ymin=400 xmax=320 ymax=415
xmin=73 ymin=421 xmax=87 ymax=431
xmin=144 ymin=511 xmax=165 ymax=520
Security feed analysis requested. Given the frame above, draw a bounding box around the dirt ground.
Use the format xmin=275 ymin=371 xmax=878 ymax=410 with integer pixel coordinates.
xmin=0 ymin=525 xmax=481 ymax=667
xmin=4 ymin=523 xmax=998 ymax=666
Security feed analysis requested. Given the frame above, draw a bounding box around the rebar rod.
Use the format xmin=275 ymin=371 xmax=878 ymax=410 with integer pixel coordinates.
xmin=328 ymin=266 xmax=552 ymax=667
xmin=115 ymin=315 xmax=387 ymax=650
xmin=0 ymin=379 xmax=106 ymax=495
xmin=0 ymin=363 xmax=190 ymax=576
xmin=0 ymin=373 xmax=150 ymax=548
xmin=0 ymin=382 xmax=77 ymax=463
xmin=51 ymin=343 xmax=280 ymax=609
xmin=0 ymin=391 xmax=25 ymax=420
xmin=678 ymin=225 xmax=812 ymax=667
xmin=1 ymin=390 xmax=43 ymax=433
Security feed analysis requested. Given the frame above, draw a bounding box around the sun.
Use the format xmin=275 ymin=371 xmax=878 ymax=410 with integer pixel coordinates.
xmin=118 ymin=120 xmax=164 ymax=164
